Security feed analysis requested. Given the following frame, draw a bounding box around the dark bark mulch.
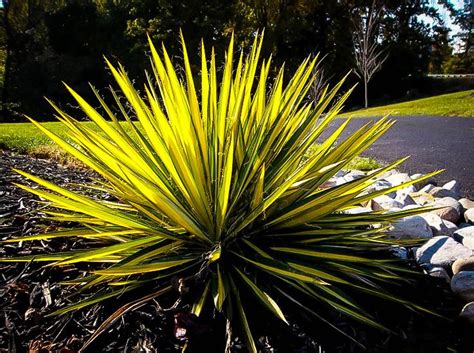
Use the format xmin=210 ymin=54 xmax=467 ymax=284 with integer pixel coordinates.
xmin=0 ymin=151 xmax=473 ymax=353
xmin=0 ymin=152 xmax=177 ymax=352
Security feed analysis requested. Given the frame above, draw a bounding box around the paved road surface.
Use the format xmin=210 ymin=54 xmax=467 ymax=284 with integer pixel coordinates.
xmin=319 ymin=116 xmax=474 ymax=198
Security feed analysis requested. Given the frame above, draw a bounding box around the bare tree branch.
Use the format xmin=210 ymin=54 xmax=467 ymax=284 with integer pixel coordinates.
xmin=352 ymin=0 xmax=388 ymax=108
xmin=310 ymin=54 xmax=332 ymax=107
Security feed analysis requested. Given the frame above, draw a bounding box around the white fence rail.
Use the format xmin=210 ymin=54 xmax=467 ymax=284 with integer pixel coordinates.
xmin=427 ymin=74 xmax=474 ymax=79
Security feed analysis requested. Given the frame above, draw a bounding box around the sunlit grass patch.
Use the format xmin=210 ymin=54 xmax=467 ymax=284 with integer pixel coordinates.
xmin=343 ymin=90 xmax=474 ymax=118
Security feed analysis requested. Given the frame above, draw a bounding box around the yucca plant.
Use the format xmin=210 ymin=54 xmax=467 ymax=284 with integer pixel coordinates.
xmin=3 ymin=32 xmax=440 ymax=351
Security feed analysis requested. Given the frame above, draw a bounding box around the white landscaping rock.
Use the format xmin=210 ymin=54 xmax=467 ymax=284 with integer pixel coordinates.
xmin=419 ymin=184 xmax=436 ymax=193
xmin=397 ymin=185 xmax=417 ymax=196
xmin=432 ymin=197 xmax=463 ymax=224
xmin=369 ymin=199 xmax=384 ymax=211
xmin=432 ymin=206 xmax=461 ymax=224
xmin=403 ymin=204 xmax=420 ymax=211
xmin=387 ymin=207 xmax=403 ymax=213
xmin=366 ymin=179 xmax=396 ymax=198
xmin=389 ymin=216 xmax=433 ymax=239
xmin=411 ymin=192 xmax=435 ymax=206
xmin=435 ymin=197 xmax=463 ymax=214
xmin=443 ymin=220 xmax=458 ymax=235
xmin=452 ymin=257 xmax=474 ymax=275
xmin=442 ymin=180 xmax=461 ymax=194
xmin=334 ymin=170 xmax=347 ymax=178
xmin=378 ymin=169 xmax=399 ymax=180
xmin=334 ymin=177 xmax=346 ymax=186
xmin=453 ymin=226 xmax=474 ymax=249
xmin=430 ymin=187 xmax=460 ymax=199
xmin=395 ymin=193 xmax=417 ymax=207
xmin=415 ymin=236 xmax=473 ymax=268
xmin=373 ymin=195 xmax=403 ymax=210
xmin=385 ymin=173 xmax=411 ymax=187
xmin=390 ymin=246 xmax=408 ymax=260
xmin=465 ymin=208 xmax=474 ymax=224
xmin=320 ymin=179 xmax=338 ymax=189
xmin=427 ymin=266 xmax=451 ymax=283
xmin=344 ymin=207 xmax=373 ymax=215
xmin=459 ymin=302 xmax=474 ymax=324
xmin=459 ymin=198 xmax=474 ymax=212
xmin=373 ymin=179 xmax=392 ymax=190
xmin=410 ymin=173 xmax=424 ymax=180
xmin=420 ymin=213 xmax=454 ymax=237
xmin=451 ymin=271 xmax=474 ymax=302
xmin=344 ymin=170 xmax=366 ymax=182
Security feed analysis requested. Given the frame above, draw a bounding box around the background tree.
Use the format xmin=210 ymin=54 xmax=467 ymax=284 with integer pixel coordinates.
xmin=442 ymin=52 xmax=474 ymax=73
xmin=352 ymin=1 xmax=387 ymax=108
xmin=439 ymin=0 xmax=473 ymax=74
xmin=0 ymin=7 xmax=7 ymax=99
xmin=0 ymin=0 xmax=471 ymax=121
xmin=369 ymin=0 xmax=439 ymax=102
xmin=310 ymin=54 xmax=332 ymax=107
xmin=420 ymin=0 xmax=474 ymax=75
xmin=428 ymin=24 xmax=452 ymax=73
xmin=451 ymin=0 xmax=473 ymax=56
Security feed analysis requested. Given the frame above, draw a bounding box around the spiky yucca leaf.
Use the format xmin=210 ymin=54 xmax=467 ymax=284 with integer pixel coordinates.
xmin=3 ymin=32 xmax=441 ymax=351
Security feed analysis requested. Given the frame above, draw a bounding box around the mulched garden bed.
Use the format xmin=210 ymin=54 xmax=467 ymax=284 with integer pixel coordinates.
xmin=1 ymin=150 xmax=472 ymax=353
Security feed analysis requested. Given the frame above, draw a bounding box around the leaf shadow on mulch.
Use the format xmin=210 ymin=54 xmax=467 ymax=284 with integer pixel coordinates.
xmin=1 ymin=151 xmax=473 ymax=353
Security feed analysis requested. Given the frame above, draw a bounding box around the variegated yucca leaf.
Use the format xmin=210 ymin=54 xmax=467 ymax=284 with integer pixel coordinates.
xmin=2 ymin=32 xmax=441 ymax=351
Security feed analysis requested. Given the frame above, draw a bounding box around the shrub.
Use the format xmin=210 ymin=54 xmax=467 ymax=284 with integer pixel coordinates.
xmin=3 ymin=32 xmax=439 ymax=351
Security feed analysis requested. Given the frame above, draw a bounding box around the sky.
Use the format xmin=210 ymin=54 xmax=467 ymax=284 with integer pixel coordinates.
xmin=433 ymin=0 xmax=464 ymax=35
xmin=419 ymin=0 xmax=467 ymax=51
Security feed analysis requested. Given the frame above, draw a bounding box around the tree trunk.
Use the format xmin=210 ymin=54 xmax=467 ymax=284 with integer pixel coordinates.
xmin=2 ymin=0 xmax=12 ymax=111
xmin=364 ymin=76 xmax=368 ymax=108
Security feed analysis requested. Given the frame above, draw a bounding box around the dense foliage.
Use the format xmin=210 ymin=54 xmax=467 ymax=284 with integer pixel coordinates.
xmin=0 ymin=0 xmax=472 ymax=121
xmin=2 ymin=33 xmax=441 ymax=351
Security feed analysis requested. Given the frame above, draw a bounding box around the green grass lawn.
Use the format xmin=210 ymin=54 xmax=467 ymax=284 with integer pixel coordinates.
xmin=0 ymin=122 xmax=78 ymax=152
xmin=0 ymin=121 xmax=101 ymax=166
xmin=343 ymin=89 xmax=474 ymax=118
xmin=0 ymin=121 xmax=380 ymax=171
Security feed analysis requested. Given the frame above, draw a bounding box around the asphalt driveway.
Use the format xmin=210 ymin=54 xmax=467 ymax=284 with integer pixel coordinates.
xmin=320 ymin=116 xmax=474 ymax=198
